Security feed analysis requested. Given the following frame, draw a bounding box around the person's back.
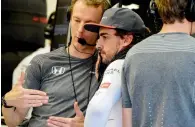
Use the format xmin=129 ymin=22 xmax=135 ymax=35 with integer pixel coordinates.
xmin=123 ymin=33 xmax=195 ymax=127
xmin=122 ymin=0 xmax=195 ymax=126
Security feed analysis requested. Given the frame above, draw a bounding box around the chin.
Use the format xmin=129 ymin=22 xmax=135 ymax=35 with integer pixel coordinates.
xmin=102 ymin=58 xmax=111 ymax=64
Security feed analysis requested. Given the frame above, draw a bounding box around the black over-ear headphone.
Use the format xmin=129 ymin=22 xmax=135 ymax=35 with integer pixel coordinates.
xmin=148 ymin=0 xmax=160 ymax=20
xmin=185 ymin=0 xmax=195 ymax=22
xmin=148 ymin=0 xmax=195 ymax=22
xmin=67 ymin=6 xmax=71 ymax=22
xmin=44 ymin=12 xmax=56 ymax=39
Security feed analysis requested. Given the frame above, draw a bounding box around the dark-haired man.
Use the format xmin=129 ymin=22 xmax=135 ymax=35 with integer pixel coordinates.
xmin=84 ymin=7 xmax=148 ymax=127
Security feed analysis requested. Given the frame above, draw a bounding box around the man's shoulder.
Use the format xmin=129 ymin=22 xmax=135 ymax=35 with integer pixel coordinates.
xmin=133 ymin=34 xmax=156 ymax=47
xmin=43 ymin=47 xmax=66 ymax=57
xmin=109 ymin=59 xmax=124 ymax=67
xmin=32 ymin=47 xmax=65 ymax=60
xmin=128 ymin=35 xmax=155 ymax=51
xmin=105 ymin=60 xmax=124 ymax=73
xmin=127 ymin=33 xmax=195 ymax=58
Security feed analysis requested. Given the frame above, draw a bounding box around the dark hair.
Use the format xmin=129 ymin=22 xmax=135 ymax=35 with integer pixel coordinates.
xmin=155 ymin=0 xmax=188 ymax=24
xmin=115 ymin=28 xmax=149 ymax=45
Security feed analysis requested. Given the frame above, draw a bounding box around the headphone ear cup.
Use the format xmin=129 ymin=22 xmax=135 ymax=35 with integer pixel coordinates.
xmin=147 ymin=0 xmax=161 ymax=20
xmin=67 ymin=6 xmax=71 ymax=22
xmin=185 ymin=0 xmax=195 ymax=22
xmin=44 ymin=24 xmax=53 ymax=39
xmin=44 ymin=12 xmax=55 ymax=39
xmin=191 ymin=3 xmax=195 ymax=21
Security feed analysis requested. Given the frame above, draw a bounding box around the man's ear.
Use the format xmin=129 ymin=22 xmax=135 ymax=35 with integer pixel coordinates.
xmin=123 ymin=34 xmax=133 ymax=46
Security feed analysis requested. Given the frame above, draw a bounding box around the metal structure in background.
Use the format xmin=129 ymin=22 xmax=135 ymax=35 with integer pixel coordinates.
xmin=51 ymin=0 xmax=71 ymax=50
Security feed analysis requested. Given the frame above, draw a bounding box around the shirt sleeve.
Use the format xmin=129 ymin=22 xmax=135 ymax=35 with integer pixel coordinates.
xmin=84 ymin=60 xmax=124 ymax=127
xmin=121 ymin=59 xmax=132 ymax=108
xmin=23 ymin=55 xmax=42 ymax=90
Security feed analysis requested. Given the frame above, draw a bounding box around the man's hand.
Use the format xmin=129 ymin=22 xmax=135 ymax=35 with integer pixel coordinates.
xmin=95 ymin=53 xmax=101 ymax=79
xmin=47 ymin=102 xmax=85 ymax=127
xmin=4 ymin=72 xmax=49 ymax=108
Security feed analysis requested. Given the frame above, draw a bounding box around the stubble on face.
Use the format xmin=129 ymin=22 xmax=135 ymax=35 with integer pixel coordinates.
xmin=70 ymin=0 xmax=103 ymax=46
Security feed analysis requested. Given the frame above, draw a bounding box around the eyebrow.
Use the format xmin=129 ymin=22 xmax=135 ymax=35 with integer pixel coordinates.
xmin=99 ymin=33 xmax=109 ymax=36
xmin=72 ymin=16 xmax=97 ymax=23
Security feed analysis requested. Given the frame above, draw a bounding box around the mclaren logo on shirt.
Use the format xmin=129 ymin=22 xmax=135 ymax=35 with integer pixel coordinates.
xmin=51 ymin=66 xmax=66 ymax=76
xmin=100 ymin=82 xmax=111 ymax=88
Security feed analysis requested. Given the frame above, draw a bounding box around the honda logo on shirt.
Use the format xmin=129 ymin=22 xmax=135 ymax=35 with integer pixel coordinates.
xmin=52 ymin=66 xmax=66 ymax=76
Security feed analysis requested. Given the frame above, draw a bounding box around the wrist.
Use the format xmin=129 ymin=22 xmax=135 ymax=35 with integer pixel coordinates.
xmin=2 ymin=93 xmax=14 ymax=108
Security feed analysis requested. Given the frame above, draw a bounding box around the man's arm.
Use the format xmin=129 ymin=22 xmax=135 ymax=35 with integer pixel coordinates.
xmin=85 ymin=60 xmax=124 ymax=127
xmin=2 ymin=106 xmax=29 ymax=127
xmin=47 ymin=102 xmax=84 ymax=127
xmin=121 ymin=61 xmax=132 ymax=127
xmin=2 ymin=56 xmax=49 ymax=126
xmin=121 ymin=86 xmax=132 ymax=127
xmin=122 ymin=108 xmax=132 ymax=127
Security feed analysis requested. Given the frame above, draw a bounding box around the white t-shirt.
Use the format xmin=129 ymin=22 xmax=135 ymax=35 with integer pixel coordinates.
xmin=84 ymin=59 xmax=124 ymax=127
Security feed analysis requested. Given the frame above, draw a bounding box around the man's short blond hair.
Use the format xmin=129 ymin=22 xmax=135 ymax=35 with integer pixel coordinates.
xmin=69 ymin=0 xmax=111 ymax=15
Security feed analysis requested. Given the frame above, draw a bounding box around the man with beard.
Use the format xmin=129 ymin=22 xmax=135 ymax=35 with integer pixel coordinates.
xmin=84 ymin=8 xmax=149 ymax=127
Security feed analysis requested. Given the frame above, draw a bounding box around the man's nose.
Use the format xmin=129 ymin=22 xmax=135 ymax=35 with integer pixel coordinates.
xmin=78 ymin=23 xmax=85 ymax=33
xmin=96 ymin=41 xmax=103 ymax=52
xmin=77 ymin=23 xmax=85 ymax=38
xmin=96 ymin=37 xmax=104 ymax=45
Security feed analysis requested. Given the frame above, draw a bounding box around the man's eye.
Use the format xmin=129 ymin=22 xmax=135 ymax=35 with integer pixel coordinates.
xmin=102 ymin=36 xmax=107 ymax=40
xmin=75 ymin=19 xmax=80 ymax=23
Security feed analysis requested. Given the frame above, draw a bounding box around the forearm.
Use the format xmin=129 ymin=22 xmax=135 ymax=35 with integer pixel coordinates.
xmin=2 ymin=106 xmax=29 ymax=127
xmin=122 ymin=108 xmax=132 ymax=127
